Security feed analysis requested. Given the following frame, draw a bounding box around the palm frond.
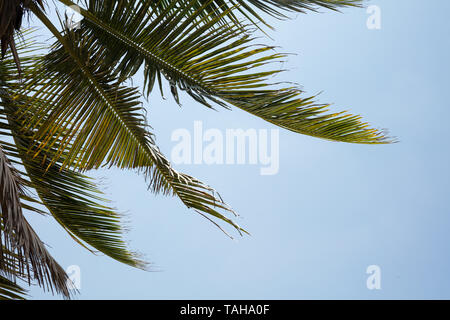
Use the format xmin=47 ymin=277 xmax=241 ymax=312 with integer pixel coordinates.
xmin=0 ymin=57 xmax=71 ymax=299
xmin=0 ymin=275 xmax=26 ymax=300
xmin=9 ymin=110 xmax=149 ymax=270
xmin=15 ymin=18 xmax=245 ymax=236
xmin=104 ymin=0 xmax=363 ymax=28
xmin=0 ymin=0 xmax=391 ymax=300
xmin=0 ymin=37 xmax=148 ymax=271
xmin=59 ymin=0 xmax=389 ymax=144
xmin=0 ymin=114 xmax=70 ymax=298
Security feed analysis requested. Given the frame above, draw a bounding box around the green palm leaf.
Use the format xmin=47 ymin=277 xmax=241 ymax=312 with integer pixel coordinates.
xmin=0 ymin=0 xmax=392 ymax=299
xmin=148 ymin=0 xmax=363 ymax=27
xmin=52 ymin=0 xmax=389 ymax=144
xmin=0 ymin=50 xmax=70 ymax=296
xmin=0 ymin=40 xmax=148 ymax=271
xmin=16 ymin=22 xmax=245 ymax=236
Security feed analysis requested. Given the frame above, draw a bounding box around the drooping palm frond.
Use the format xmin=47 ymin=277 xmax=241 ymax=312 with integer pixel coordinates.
xmin=0 ymin=151 xmax=71 ymax=298
xmin=0 ymin=0 xmax=390 ymax=300
xmin=51 ymin=0 xmax=389 ymax=144
xmin=15 ymin=19 xmax=245 ymax=236
xmin=0 ymin=38 xmax=148 ymax=271
xmin=244 ymin=0 xmax=363 ymax=14
xmin=7 ymin=106 xmax=149 ymax=270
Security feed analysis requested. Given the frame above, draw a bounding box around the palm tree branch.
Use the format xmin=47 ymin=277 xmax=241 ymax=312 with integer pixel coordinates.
xmin=57 ymin=0 xmax=390 ymax=144
xmin=143 ymin=0 xmax=363 ymax=28
xmin=22 ymin=10 xmax=247 ymax=236
xmin=1 ymin=34 xmax=148 ymax=272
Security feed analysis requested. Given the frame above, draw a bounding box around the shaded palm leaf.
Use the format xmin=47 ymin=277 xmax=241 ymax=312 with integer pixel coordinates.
xmin=0 ymin=0 xmax=45 ymax=72
xmin=0 ymin=143 xmax=70 ymax=298
xmin=0 ymin=48 xmax=72 ymax=299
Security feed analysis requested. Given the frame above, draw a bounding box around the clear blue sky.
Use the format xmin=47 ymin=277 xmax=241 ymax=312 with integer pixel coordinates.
xmin=26 ymin=0 xmax=450 ymax=299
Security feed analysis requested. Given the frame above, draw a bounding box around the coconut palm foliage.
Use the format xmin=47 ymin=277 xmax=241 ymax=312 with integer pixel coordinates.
xmin=0 ymin=39 xmax=146 ymax=299
xmin=149 ymin=0 xmax=363 ymax=28
xmin=0 ymin=0 xmax=390 ymax=298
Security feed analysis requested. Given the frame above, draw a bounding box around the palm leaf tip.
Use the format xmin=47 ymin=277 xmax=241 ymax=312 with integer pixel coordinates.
xmin=245 ymin=0 xmax=364 ymax=16
xmin=148 ymin=0 xmax=364 ymax=28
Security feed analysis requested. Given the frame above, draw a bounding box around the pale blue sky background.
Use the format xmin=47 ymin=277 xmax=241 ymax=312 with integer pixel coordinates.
xmin=25 ymin=0 xmax=450 ymax=299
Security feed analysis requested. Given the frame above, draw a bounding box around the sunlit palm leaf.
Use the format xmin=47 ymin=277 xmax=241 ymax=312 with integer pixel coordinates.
xmin=54 ymin=0 xmax=389 ymax=144
xmin=0 ymin=0 xmax=391 ymax=300
xmin=0 ymin=143 xmax=72 ymax=297
xmin=119 ymin=0 xmax=362 ymax=28
xmin=0 ymin=40 xmax=148 ymax=271
xmin=0 ymin=54 xmax=71 ymax=297
xmin=8 ymin=106 xmax=149 ymax=270
xmin=17 ymin=21 xmax=245 ymax=236
xmin=0 ymin=0 xmax=45 ymax=72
